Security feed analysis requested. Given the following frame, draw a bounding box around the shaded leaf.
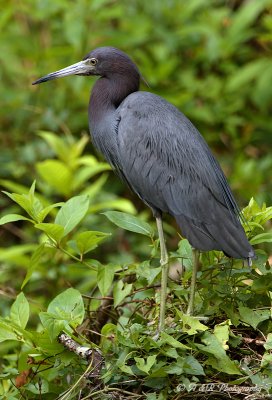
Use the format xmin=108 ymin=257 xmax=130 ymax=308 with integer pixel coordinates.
xmin=238 ymin=306 xmax=270 ymax=329
xmin=97 ymin=264 xmax=115 ymax=297
xmin=103 ymin=211 xmax=154 ymax=237
xmin=113 ymin=280 xmax=133 ymax=307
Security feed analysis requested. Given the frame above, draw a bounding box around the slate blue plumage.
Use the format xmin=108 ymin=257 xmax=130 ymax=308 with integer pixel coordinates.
xmin=84 ymin=47 xmax=254 ymax=262
xmin=33 ymin=47 xmax=255 ymax=330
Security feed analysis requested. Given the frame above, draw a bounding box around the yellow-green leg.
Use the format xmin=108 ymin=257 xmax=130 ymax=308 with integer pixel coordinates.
xmin=186 ymin=249 xmax=199 ymax=315
xmin=156 ymin=216 xmax=169 ymax=332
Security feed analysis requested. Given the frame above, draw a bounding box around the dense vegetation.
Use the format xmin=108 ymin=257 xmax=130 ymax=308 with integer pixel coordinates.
xmin=0 ymin=0 xmax=271 ymax=399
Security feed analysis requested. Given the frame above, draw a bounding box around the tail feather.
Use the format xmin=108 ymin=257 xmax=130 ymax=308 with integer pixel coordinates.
xmin=174 ymin=212 xmax=255 ymax=261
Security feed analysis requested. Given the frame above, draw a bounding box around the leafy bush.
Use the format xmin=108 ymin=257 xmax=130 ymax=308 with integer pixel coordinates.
xmin=0 ymin=133 xmax=272 ymax=399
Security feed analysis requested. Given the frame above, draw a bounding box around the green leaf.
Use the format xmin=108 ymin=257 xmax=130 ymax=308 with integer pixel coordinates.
xmin=177 ymin=313 xmax=208 ymax=335
xmin=113 ymin=280 xmax=133 ymax=307
xmin=48 ymin=288 xmax=84 ymax=325
xmin=177 ymin=239 xmax=193 ymax=268
xmin=0 ymin=319 xmax=19 ymax=342
xmin=160 ymin=332 xmax=190 ymax=349
xmin=39 ymin=312 xmax=69 ymax=340
xmin=36 ymin=160 xmax=72 ymax=197
xmin=97 ymin=264 xmax=115 ymax=297
xmin=72 ymin=164 xmax=111 ymax=191
xmin=38 ymin=131 xmax=73 ymax=161
xmin=3 ymin=182 xmax=44 ymax=221
xmin=27 ymin=379 xmax=49 ymax=395
xmin=103 ymin=211 xmax=154 ymax=237
xmin=40 ymin=288 xmax=84 ymax=339
xmin=214 ymin=323 xmax=230 ymax=350
xmin=89 ymin=198 xmax=136 ymax=214
xmin=10 ymin=292 xmax=29 ymax=329
xmin=0 ymin=214 xmax=33 ymax=225
xmin=36 ymin=202 xmax=64 ymax=223
xmin=135 ymin=355 xmax=157 ymax=374
xmin=75 ymin=230 xmax=110 ymax=256
xmin=238 ymin=306 xmax=270 ymax=329
xmin=250 ymin=232 xmax=272 ymax=245
xmin=21 ymin=243 xmax=47 ymax=289
xmin=196 ymin=331 xmax=242 ymax=375
xmin=183 ymin=355 xmax=205 ymax=376
xmin=34 ymin=330 xmax=65 ymax=355
xmin=35 ymin=223 xmax=65 ymax=243
xmin=264 ymin=333 xmax=272 ymax=351
xmin=136 ymin=263 xmax=161 ymax=285
xmin=55 ymin=195 xmax=89 ymax=236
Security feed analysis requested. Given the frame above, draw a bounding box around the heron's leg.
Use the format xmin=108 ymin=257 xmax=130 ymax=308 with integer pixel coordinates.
xmin=186 ymin=249 xmax=199 ymax=315
xmin=156 ymin=216 xmax=169 ymax=332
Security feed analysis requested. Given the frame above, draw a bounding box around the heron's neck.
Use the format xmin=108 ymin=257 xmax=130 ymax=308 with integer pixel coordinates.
xmin=88 ymin=72 xmax=140 ymax=165
xmin=89 ymin=73 xmax=140 ymax=128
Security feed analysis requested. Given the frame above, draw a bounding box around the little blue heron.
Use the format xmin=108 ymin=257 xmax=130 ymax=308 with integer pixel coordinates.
xmin=33 ymin=47 xmax=255 ymax=332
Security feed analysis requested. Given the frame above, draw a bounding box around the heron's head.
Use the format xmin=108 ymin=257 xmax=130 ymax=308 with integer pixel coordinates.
xmin=32 ymin=47 xmax=140 ymax=85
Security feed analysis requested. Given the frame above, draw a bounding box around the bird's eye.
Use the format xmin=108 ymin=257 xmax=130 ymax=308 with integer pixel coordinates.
xmin=89 ymin=58 xmax=98 ymax=66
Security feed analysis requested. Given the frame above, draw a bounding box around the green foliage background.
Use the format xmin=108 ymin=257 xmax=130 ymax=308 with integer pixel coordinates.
xmin=0 ymin=0 xmax=272 ymax=399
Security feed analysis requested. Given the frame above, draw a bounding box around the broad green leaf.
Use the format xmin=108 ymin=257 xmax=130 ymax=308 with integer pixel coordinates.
xmin=34 ymin=330 xmax=64 ymax=355
xmin=26 ymin=379 xmax=49 ymax=394
xmin=0 ymin=319 xmax=19 ymax=342
xmin=47 ymin=288 xmax=84 ymax=326
xmin=264 ymin=333 xmax=272 ymax=350
xmin=0 ymin=318 xmax=32 ymax=343
xmin=177 ymin=313 xmax=208 ymax=335
xmin=250 ymin=232 xmax=272 ymax=245
xmin=55 ymin=195 xmax=89 ymax=235
xmin=160 ymin=332 xmax=190 ymax=349
xmin=196 ymin=331 xmax=241 ymax=375
xmin=238 ymin=306 xmax=270 ymax=329
xmin=251 ymin=275 xmax=272 ymax=293
xmin=177 ymin=239 xmax=193 ymax=265
xmin=214 ymin=323 xmax=230 ymax=350
xmin=3 ymin=183 xmax=43 ymax=221
xmin=135 ymin=355 xmax=157 ymax=374
xmin=21 ymin=243 xmax=47 ymax=289
xmin=97 ymin=264 xmax=115 ymax=297
xmin=0 ymin=214 xmax=33 ymax=225
xmin=113 ymin=280 xmax=133 ymax=307
xmin=39 ymin=312 xmax=70 ymax=340
xmin=136 ymin=263 xmax=161 ymax=285
xmin=36 ymin=160 xmax=72 ymax=197
xmin=72 ymin=164 xmax=111 ymax=191
xmin=164 ymin=361 xmax=184 ymax=375
xmin=71 ymin=135 xmax=89 ymax=159
xmin=103 ymin=211 xmax=154 ymax=237
xmin=39 ymin=288 xmax=84 ymax=340
xmin=75 ymin=230 xmax=110 ymax=256
xmin=89 ymin=199 xmax=136 ymax=214
xmin=10 ymin=292 xmax=29 ymax=329
xmin=35 ymin=223 xmax=65 ymax=243
xmin=36 ymin=202 xmax=64 ymax=223
xmin=183 ymin=355 xmax=205 ymax=376
xmin=38 ymin=131 xmax=72 ymax=161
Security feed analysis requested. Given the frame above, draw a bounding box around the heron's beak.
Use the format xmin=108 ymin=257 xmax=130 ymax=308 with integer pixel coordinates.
xmin=32 ymin=60 xmax=94 ymax=85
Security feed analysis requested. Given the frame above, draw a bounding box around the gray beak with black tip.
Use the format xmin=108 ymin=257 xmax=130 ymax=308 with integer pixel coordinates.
xmin=32 ymin=59 xmax=95 ymax=85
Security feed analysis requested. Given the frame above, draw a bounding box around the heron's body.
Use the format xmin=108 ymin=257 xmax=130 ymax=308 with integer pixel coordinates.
xmin=88 ymin=65 xmax=254 ymax=261
xmin=33 ymin=46 xmax=255 ymax=331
